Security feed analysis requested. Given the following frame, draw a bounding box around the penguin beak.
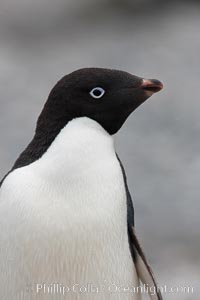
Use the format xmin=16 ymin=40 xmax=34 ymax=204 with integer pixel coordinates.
xmin=141 ymin=79 xmax=163 ymax=95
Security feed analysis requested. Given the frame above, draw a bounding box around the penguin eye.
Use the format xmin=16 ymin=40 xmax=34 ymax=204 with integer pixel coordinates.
xmin=90 ymin=87 xmax=105 ymax=99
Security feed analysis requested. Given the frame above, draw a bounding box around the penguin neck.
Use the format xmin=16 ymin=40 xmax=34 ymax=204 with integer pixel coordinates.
xmin=30 ymin=117 xmax=115 ymax=180
xmin=12 ymin=115 xmax=72 ymax=171
xmin=12 ymin=117 xmax=114 ymax=171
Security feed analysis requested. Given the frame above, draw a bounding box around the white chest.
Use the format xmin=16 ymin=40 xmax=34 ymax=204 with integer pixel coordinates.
xmin=0 ymin=118 xmax=139 ymax=300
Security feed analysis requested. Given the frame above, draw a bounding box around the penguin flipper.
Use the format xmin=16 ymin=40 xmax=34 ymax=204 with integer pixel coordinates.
xmin=129 ymin=226 xmax=163 ymax=300
xmin=116 ymin=155 xmax=163 ymax=300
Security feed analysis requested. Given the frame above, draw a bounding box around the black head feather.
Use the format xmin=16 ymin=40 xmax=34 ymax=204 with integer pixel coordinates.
xmin=9 ymin=68 xmax=163 ymax=171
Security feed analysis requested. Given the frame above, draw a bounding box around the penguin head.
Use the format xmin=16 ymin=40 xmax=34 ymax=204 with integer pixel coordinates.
xmin=37 ymin=68 xmax=163 ymax=135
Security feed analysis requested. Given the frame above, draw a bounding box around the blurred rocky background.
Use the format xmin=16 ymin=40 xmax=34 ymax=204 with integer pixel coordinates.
xmin=0 ymin=0 xmax=200 ymax=299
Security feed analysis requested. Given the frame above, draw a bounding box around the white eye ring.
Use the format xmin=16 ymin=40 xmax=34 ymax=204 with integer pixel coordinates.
xmin=90 ymin=87 xmax=105 ymax=99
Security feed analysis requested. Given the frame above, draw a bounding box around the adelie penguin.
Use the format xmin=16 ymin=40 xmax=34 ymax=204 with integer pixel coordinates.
xmin=0 ymin=68 xmax=163 ymax=300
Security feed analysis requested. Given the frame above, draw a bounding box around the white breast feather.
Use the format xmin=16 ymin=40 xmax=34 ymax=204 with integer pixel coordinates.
xmin=0 ymin=117 xmax=140 ymax=300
